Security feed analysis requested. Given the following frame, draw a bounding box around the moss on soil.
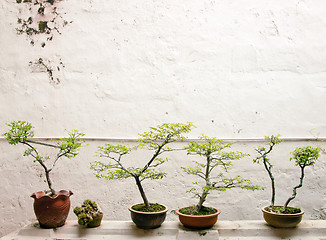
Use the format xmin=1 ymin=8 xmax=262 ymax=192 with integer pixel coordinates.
xmin=179 ymin=206 xmax=217 ymax=216
xmin=266 ymin=206 xmax=302 ymax=214
xmin=131 ymin=203 xmax=166 ymax=212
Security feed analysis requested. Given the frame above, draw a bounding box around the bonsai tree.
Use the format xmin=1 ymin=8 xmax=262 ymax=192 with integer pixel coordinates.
xmin=74 ymin=200 xmax=103 ymax=227
xmin=254 ymin=135 xmax=320 ymax=213
xmin=90 ymin=122 xmax=194 ymax=211
xmin=181 ymin=135 xmax=261 ymax=215
xmin=283 ymin=146 xmax=320 ymax=211
xmin=253 ymin=135 xmax=283 ymax=207
xmin=3 ymin=120 xmax=85 ymax=196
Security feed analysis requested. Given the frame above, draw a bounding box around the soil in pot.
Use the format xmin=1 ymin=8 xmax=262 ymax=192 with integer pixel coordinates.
xmin=262 ymin=206 xmax=304 ymax=228
xmin=129 ymin=203 xmax=168 ymax=229
xmin=176 ymin=206 xmax=221 ymax=229
xmin=31 ymin=190 xmax=73 ymax=228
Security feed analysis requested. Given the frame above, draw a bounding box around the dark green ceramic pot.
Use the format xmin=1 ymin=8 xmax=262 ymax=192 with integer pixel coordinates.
xmin=129 ymin=203 xmax=168 ymax=229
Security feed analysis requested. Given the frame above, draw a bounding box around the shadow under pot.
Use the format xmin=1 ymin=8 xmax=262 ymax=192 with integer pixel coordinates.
xmin=262 ymin=206 xmax=304 ymax=228
xmin=31 ymin=190 xmax=73 ymax=228
xmin=129 ymin=203 xmax=168 ymax=229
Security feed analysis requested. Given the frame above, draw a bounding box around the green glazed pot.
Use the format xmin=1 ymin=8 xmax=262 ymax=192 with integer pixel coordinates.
xmin=262 ymin=206 xmax=304 ymax=228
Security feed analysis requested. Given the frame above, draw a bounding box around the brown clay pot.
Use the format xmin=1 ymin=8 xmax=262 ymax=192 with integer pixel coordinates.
xmin=31 ymin=190 xmax=73 ymax=228
xmin=176 ymin=207 xmax=221 ymax=229
xmin=262 ymin=206 xmax=304 ymax=228
xmin=129 ymin=204 xmax=168 ymax=229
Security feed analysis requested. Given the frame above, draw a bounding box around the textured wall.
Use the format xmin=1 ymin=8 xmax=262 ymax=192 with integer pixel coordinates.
xmin=0 ymin=0 xmax=326 ymax=237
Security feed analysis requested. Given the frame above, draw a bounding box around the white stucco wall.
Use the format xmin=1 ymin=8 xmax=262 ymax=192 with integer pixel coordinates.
xmin=0 ymin=0 xmax=326 ymax=237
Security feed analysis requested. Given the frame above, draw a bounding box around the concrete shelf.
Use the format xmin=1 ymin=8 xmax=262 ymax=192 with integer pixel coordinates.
xmin=1 ymin=220 xmax=326 ymax=240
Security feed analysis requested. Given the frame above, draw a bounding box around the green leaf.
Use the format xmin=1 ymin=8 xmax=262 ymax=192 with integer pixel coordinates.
xmin=3 ymin=121 xmax=34 ymax=145
xmin=290 ymin=146 xmax=320 ymax=167
xmin=97 ymin=144 xmax=131 ymax=157
xmin=56 ymin=130 xmax=85 ymax=159
xmin=141 ymin=168 xmax=167 ymax=180
xmin=137 ymin=122 xmax=194 ymax=150
xmin=90 ymin=161 xmax=133 ymax=180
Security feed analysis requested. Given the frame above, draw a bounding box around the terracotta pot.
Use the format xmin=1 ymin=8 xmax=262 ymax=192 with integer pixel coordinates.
xmin=129 ymin=203 xmax=168 ymax=229
xmin=176 ymin=207 xmax=221 ymax=229
xmin=262 ymin=206 xmax=304 ymax=228
xmin=31 ymin=190 xmax=73 ymax=228
xmin=85 ymin=214 xmax=103 ymax=228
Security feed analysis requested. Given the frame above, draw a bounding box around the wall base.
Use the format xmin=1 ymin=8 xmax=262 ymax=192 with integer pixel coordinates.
xmin=1 ymin=220 xmax=326 ymax=240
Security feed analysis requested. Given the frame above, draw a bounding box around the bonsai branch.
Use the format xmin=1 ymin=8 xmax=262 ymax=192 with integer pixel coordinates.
xmin=209 ymin=158 xmax=231 ymax=173
xmin=195 ymin=172 xmax=206 ymax=180
xmin=22 ymin=141 xmax=55 ymax=194
xmin=26 ymin=139 xmax=60 ymax=148
xmin=4 ymin=121 xmax=85 ymax=196
xmin=49 ymin=149 xmax=71 ymax=172
xmin=284 ymin=166 xmax=305 ymax=209
xmin=140 ymin=136 xmax=170 ymax=175
xmin=254 ymin=135 xmax=282 ymax=207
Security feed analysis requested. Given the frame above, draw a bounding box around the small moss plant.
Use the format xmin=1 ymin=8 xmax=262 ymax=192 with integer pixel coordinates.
xmin=91 ymin=122 xmax=194 ymax=212
xmin=254 ymin=135 xmax=320 ymax=214
xmin=3 ymin=120 xmax=85 ymax=196
xmin=15 ymin=0 xmax=69 ymax=84
xmin=16 ymin=0 xmax=69 ymax=47
xmin=180 ymin=135 xmax=261 ymax=215
xmin=29 ymin=58 xmax=65 ymax=85
xmin=74 ymin=200 xmax=103 ymax=227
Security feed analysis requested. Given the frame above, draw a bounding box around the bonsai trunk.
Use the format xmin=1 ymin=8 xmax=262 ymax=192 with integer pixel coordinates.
xmin=133 ymin=136 xmax=170 ymax=209
xmin=45 ymin=169 xmax=55 ymax=196
xmin=263 ymin=158 xmax=275 ymax=206
xmin=195 ymin=155 xmax=211 ymax=212
xmin=134 ymin=176 xmax=150 ymax=208
xmin=284 ymin=166 xmax=305 ymax=209
xmin=196 ymin=190 xmax=208 ymax=212
xmin=35 ymin=154 xmax=56 ymax=196
xmin=37 ymin=156 xmax=55 ymax=195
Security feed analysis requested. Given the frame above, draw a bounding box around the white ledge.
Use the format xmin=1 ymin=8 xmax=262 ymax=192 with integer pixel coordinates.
xmin=1 ymin=137 xmax=325 ymax=142
xmin=1 ymin=220 xmax=326 ymax=240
